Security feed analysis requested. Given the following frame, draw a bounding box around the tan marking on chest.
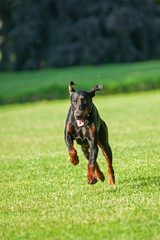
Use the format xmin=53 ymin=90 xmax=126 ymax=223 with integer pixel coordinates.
xmin=89 ymin=123 xmax=96 ymax=134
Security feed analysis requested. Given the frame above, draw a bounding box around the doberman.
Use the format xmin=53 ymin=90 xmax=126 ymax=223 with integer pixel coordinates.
xmin=64 ymin=81 xmax=115 ymax=185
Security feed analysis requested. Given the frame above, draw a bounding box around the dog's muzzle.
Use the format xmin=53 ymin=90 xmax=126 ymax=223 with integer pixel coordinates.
xmin=76 ymin=119 xmax=85 ymax=127
xmin=75 ymin=112 xmax=85 ymax=127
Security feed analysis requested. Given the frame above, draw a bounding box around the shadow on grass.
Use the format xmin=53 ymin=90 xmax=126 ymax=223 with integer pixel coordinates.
xmin=121 ymin=176 xmax=160 ymax=188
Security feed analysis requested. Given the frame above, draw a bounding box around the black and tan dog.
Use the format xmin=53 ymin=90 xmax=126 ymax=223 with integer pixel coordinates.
xmin=64 ymin=81 xmax=115 ymax=185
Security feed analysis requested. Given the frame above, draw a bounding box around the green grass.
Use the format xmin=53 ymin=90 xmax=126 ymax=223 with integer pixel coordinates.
xmin=0 ymin=60 xmax=160 ymax=104
xmin=0 ymin=91 xmax=160 ymax=239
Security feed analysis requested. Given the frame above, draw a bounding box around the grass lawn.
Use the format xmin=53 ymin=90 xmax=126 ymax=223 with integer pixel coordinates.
xmin=0 ymin=91 xmax=160 ymax=239
xmin=0 ymin=60 xmax=160 ymax=104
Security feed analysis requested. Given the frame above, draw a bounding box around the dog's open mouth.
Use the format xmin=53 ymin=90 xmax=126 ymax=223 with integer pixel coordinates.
xmin=76 ymin=119 xmax=85 ymax=127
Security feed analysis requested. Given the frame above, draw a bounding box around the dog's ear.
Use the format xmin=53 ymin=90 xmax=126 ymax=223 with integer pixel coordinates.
xmin=88 ymin=85 xmax=103 ymax=97
xmin=69 ymin=81 xmax=77 ymax=96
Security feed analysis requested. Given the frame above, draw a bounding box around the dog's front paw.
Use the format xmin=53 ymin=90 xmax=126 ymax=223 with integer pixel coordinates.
xmin=88 ymin=177 xmax=97 ymax=185
xmin=87 ymin=164 xmax=97 ymax=184
xmin=70 ymin=155 xmax=79 ymax=165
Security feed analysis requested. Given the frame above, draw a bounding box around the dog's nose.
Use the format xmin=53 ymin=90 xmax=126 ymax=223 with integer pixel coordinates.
xmin=75 ymin=112 xmax=82 ymax=119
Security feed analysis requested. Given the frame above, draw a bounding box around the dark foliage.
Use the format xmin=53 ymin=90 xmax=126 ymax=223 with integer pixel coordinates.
xmin=0 ymin=0 xmax=160 ymax=70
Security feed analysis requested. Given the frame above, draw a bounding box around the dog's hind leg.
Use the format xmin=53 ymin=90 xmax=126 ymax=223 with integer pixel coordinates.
xmin=101 ymin=144 xmax=115 ymax=185
xmin=81 ymin=146 xmax=105 ymax=182
xmin=98 ymin=140 xmax=115 ymax=185
xmin=98 ymin=121 xmax=115 ymax=185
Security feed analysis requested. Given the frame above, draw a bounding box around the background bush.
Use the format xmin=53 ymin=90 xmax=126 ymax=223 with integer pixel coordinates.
xmin=0 ymin=0 xmax=160 ymax=70
xmin=0 ymin=60 xmax=160 ymax=105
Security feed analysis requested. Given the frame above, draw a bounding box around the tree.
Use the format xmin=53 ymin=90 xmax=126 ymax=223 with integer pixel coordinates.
xmin=0 ymin=0 xmax=160 ymax=70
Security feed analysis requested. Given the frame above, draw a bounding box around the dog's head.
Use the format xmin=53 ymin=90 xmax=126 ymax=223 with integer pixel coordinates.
xmin=69 ymin=81 xmax=103 ymax=127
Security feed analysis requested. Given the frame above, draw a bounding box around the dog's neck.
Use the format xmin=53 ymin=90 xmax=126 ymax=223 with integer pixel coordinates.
xmin=87 ymin=103 xmax=94 ymax=117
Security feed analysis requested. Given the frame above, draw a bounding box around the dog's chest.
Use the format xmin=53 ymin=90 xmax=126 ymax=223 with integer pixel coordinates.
xmin=72 ymin=127 xmax=89 ymax=146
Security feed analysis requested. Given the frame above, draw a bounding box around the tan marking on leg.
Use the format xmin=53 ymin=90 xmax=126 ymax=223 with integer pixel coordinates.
xmin=102 ymin=150 xmax=115 ymax=185
xmin=69 ymin=143 xmax=79 ymax=165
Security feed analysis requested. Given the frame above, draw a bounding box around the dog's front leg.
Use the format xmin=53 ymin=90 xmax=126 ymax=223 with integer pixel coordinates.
xmin=65 ymin=133 xmax=79 ymax=165
xmin=87 ymin=141 xmax=99 ymax=184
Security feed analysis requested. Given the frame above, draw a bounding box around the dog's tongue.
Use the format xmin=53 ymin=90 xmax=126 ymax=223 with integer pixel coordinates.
xmin=77 ymin=120 xmax=85 ymax=127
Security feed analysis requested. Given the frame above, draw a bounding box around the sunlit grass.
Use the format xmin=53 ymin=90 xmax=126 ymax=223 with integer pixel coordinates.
xmin=0 ymin=91 xmax=160 ymax=239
